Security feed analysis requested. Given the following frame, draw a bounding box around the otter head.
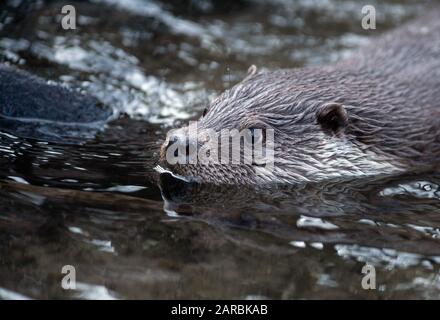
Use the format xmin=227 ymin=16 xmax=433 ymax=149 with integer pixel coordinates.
xmin=159 ymin=66 xmax=402 ymax=185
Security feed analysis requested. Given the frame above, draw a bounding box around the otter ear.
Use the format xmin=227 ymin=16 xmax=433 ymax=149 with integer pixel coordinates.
xmin=316 ymin=103 xmax=348 ymax=135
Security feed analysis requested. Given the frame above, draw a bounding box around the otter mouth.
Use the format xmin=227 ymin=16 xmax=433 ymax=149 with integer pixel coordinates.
xmin=155 ymin=164 xmax=202 ymax=216
xmin=153 ymin=165 xmax=195 ymax=184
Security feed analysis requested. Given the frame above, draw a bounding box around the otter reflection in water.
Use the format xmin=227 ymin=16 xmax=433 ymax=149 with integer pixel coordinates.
xmin=158 ymin=171 xmax=440 ymax=258
xmin=159 ymin=10 xmax=440 ymax=185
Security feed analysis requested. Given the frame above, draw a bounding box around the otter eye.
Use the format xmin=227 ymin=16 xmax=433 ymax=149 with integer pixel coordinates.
xmin=202 ymin=108 xmax=208 ymax=117
xmin=249 ymin=128 xmax=265 ymax=144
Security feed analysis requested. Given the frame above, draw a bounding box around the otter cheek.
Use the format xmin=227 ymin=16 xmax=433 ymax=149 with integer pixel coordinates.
xmin=197 ymin=131 xmax=219 ymax=166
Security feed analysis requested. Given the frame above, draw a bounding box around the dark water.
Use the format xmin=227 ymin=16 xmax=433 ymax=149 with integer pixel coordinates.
xmin=1 ymin=0 xmax=440 ymax=299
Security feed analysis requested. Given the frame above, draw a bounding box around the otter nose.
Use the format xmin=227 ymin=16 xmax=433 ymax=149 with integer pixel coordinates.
xmin=164 ymin=129 xmax=197 ymax=165
xmin=165 ymin=130 xmax=188 ymax=151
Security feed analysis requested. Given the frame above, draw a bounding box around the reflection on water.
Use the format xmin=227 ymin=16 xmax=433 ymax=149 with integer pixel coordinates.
xmin=1 ymin=0 xmax=440 ymax=299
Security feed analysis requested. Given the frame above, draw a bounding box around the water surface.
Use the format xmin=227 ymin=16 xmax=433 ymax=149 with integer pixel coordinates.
xmin=1 ymin=0 xmax=440 ymax=299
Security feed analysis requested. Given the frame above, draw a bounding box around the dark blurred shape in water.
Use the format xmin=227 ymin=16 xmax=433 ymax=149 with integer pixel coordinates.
xmin=0 ymin=64 xmax=112 ymax=143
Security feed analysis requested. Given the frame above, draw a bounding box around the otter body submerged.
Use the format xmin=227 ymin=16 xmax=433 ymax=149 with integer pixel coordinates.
xmin=161 ymin=11 xmax=440 ymax=185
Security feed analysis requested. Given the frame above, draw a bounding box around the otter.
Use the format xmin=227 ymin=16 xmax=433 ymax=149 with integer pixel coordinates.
xmin=159 ymin=10 xmax=440 ymax=185
xmin=0 ymin=65 xmax=112 ymax=143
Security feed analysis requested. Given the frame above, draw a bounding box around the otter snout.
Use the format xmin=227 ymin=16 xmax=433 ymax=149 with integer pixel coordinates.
xmin=160 ymin=126 xmax=198 ymax=166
